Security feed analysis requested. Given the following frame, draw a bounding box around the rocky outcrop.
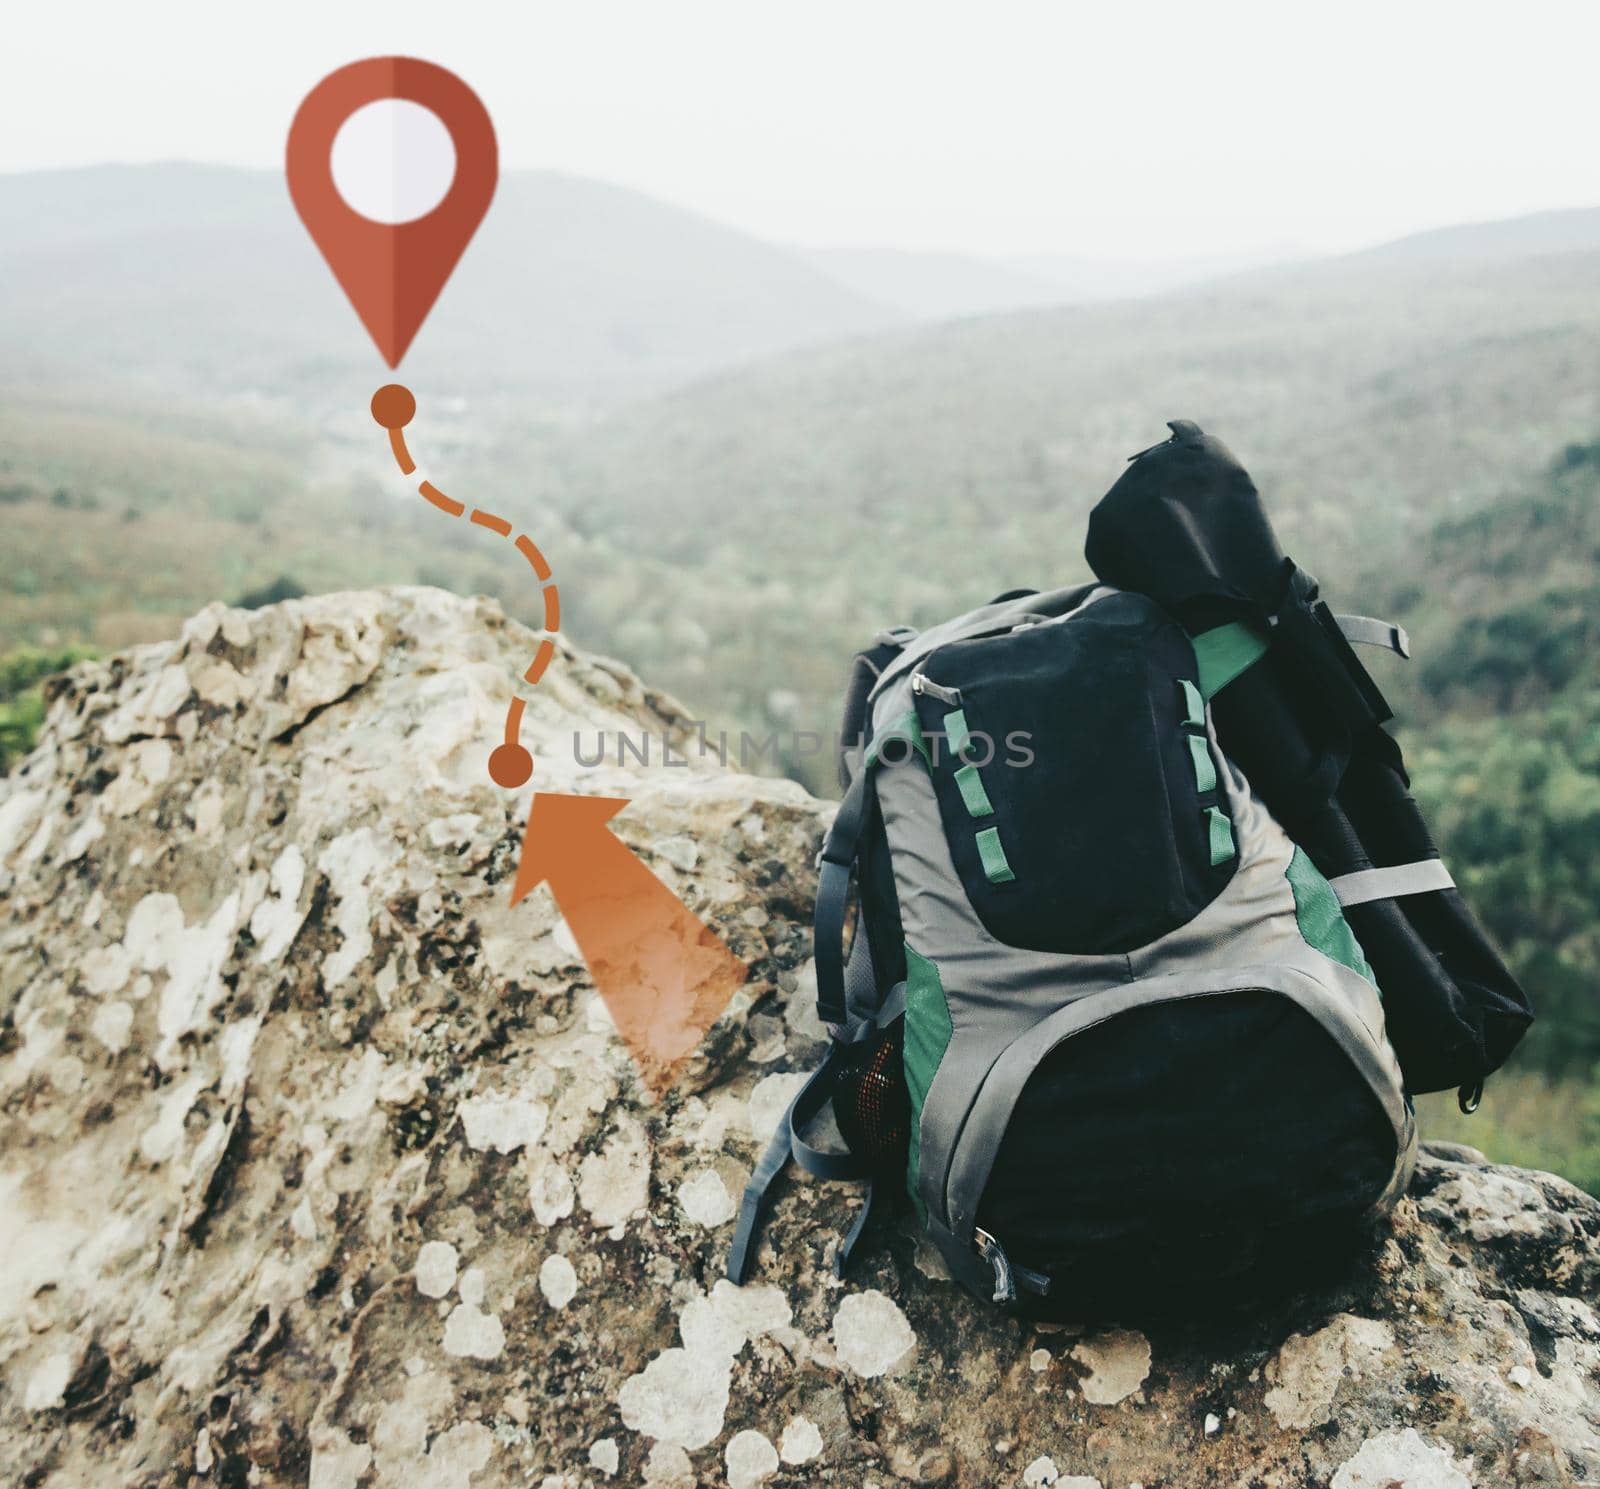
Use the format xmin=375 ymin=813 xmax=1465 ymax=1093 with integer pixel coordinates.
xmin=0 ymin=588 xmax=1596 ymax=1489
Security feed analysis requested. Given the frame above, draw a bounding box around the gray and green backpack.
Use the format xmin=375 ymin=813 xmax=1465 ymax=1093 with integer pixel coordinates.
xmin=729 ymin=421 xmax=1530 ymax=1315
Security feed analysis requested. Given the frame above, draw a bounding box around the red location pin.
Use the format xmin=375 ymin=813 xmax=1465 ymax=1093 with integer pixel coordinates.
xmin=287 ymin=57 xmax=496 ymax=367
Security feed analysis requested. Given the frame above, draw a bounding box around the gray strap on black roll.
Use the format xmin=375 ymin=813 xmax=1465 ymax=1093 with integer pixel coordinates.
xmin=1334 ymin=613 xmax=1412 ymax=659
xmin=1328 ymin=858 xmax=1455 ymax=907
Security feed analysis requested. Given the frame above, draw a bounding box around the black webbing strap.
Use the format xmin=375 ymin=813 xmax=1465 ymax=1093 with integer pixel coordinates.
xmin=726 ymin=1044 xmax=876 ymax=1283
xmin=727 ymin=1091 xmax=800 ymax=1284
xmin=835 ymin=1179 xmax=881 ymax=1278
xmin=1334 ymin=613 xmax=1412 ymax=659
xmin=814 ymin=769 xmax=873 ymax=1031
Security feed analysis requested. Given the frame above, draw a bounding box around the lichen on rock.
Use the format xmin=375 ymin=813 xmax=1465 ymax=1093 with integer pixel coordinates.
xmin=0 ymin=588 xmax=1597 ymax=1487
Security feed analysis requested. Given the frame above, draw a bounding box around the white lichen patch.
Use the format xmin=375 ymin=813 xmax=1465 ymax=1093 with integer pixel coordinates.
xmin=677 ymin=1168 xmax=735 ymax=1228
xmin=148 ymin=891 xmax=241 ymax=1070
xmin=0 ymin=787 xmax=45 ymax=867
xmin=124 ymin=892 xmax=184 ymax=971
xmin=642 ymin=1441 xmax=696 ymax=1487
xmin=457 ymin=1267 xmax=486 ymax=1306
xmin=832 ymin=1290 xmax=916 ymax=1378
xmin=588 ymin=1437 xmax=619 ymax=1478
xmin=249 ymin=844 xmax=306 ymax=963
xmin=90 ymin=999 xmax=134 ymax=1054
xmin=318 ymin=827 xmax=394 ymax=989
xmin=725 ymin=1428 xmax=780 ymax=1489
xmin=217 ymin=1016 xmax=260 ymax=1100
xmin=779 ymin=1416 xmax=823 ymax=1465
xmin=747 ymin=1071 xmax=807 ymax=1143
xmin=1263 ymin=1314 xmax=1395 ymax=1430
xmin=102 ymin=737 xmax=173 ymax=817
xmin=528 ymin=1160 xmax=576 ymax=1226
xmin=1330 ymin=1427 xmax=1471 ymax=1488
xmin=139 ymin=1073 xmax=209 ymax=1164
xmin=308 ymin=1426 xmax=372 ymax=1489
xmin=539 ymin=1254 xmax=578 ymax=1310
xmin=80 ymin=942 xmax=131 ymax=996
xmin=578 ymin=1117 xmax=650 ymax=1228
xmin=458 ymin=1090 xmax=549 ymax=1155
xmin=442 ymin=1300 xmax=505 ymax=1360
xmin=617 ymin=1347 xmax=732 ymax=1450
xmin=617 ymin=1280 xmax=790 ymax=1451
xmin=23 ymin=1351 xmax=74 ymax=1412
xmin=186 ymin=780 xmax=226 ymax=839
xmin=1422 ymin=1169 xmax=1559 ymax=1243
xmin=1070 ymin=1328 xmax=1152 ymax=1406
xmin=414 ymin=1241 xmax=457 ymax=1301
xmin=1024 ymin=1460 xmax=1101 ymax=1488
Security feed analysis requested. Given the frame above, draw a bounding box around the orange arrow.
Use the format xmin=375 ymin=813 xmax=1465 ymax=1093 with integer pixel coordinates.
xmin=511 ymin=794 xmax=748 ymax=1094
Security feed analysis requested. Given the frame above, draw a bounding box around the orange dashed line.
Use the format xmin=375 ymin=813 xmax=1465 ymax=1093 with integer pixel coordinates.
xmin=524 ymin=639 xmax=556 ymax=686
xmin=515 ymin=534 xmax=553 ymax=581
xmin=380 ymin=388 xmax=560 ymax=785
xmin=504 ymin=695 xmax=526 ymax=744
xmin=389 ymin=428 xmax=416 ymax=475
xmin=419 ymin=480 xmax=465 ymax=517
xmin=470 ymin=507 xmax=512 ymax=537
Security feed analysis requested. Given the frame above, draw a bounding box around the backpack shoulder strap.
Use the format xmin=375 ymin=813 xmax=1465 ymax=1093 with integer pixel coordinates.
xmin=727 ymin=761 xmax=887 ymax=1286
xmin=726 ymin=1042 xmax=877 ymax=1284
xmin=814 ymin=767 xmax=874 ymax=1031
xmin=839 ymin=629 xmax=915 ymax=788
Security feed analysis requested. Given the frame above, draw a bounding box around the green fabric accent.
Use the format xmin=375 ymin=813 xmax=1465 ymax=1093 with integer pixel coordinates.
xmin=903 ymin=944 xmax=953 ymax=1223
xmin=953 ymin=763 xmax=994 ymax=817
xmin=943 ymin=707 xmax=972 ymax=761
xmin=975 ymin=825 xmax=1016 ymax=883
xmin=1187 ymin=734 xmax=1218 ymax=794
xmin=1191 ymin=621 xmax=1270 ymax=700
xmin=1179 ymin=677 xmax=1205 ymax=726
xmin=1287 ymin=846 xmax=1378 ymax=989
xmin=1205 ymin=806 xmax=1235 ymax=866
xmin=864 ymin=709 xmax=929 ymax=769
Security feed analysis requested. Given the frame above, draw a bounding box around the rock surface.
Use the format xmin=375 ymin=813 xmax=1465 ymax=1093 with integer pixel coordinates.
xmin=0 ymin=587 xmax=1596 ymax=1489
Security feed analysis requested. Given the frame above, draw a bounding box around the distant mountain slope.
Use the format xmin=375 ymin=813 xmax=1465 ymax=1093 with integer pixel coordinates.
xmin=805 ymin=243 xmax=1311 ymax=320
xmin=804 ymin=247 xmax=1068 ymax=319
xmin=0 ymin=164 xmax=899 ymax=406
xmin=1358 ymin=205 xmax=1600 ymax=263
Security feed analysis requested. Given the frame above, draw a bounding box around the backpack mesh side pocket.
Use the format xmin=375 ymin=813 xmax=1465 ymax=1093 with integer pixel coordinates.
xmin=831 ymin=1016 xmax=910 ymax=1167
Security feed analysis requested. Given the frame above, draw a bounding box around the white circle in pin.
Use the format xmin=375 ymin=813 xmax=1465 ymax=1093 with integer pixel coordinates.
xmin=330 ymin=99 xmax=456 ymax=225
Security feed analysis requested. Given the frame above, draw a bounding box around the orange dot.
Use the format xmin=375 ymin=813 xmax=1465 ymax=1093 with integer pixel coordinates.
xmin=488 ymin=743 xmax=534 ymax=788
xmin=370 ymin=384 xmax=416 ymax=429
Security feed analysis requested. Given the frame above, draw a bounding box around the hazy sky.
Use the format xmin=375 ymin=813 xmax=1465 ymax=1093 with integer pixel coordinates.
xmin=9 ymin=0 xmax=1599 ymax=259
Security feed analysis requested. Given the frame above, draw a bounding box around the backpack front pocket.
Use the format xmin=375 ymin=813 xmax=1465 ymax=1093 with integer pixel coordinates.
xmin=908 ymin=590 xmax=1235 ymax=955
xmin=939 ymin=966 xmax=1414 ymax=1314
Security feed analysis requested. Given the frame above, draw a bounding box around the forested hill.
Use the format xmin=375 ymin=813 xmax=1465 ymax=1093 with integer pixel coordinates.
xmin=1380 ymin=436 xmax=1600 ymax=721
xmin=1380 ymin=438 xmax=1600 ymax=1085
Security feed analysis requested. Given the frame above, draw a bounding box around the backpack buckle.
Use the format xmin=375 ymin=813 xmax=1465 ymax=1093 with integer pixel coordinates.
xmin=973 ymin=1227 xmax=1016 ymax=1305
xmin=974 ymin=1227 xmax=1051 ymax=1306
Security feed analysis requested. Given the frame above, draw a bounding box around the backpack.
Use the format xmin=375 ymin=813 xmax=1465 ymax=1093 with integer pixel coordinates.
xmin=728 ymin=421 xmax=1531 ymax=1315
